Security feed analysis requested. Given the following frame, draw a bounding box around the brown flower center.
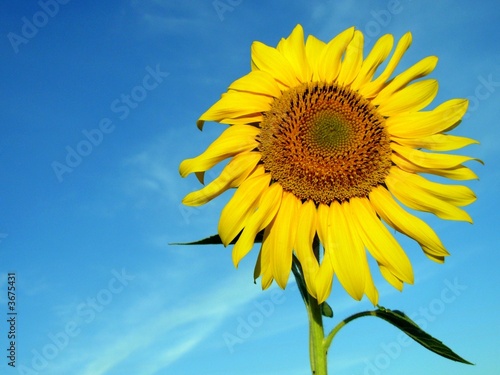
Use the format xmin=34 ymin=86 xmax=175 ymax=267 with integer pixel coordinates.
xmin=259 ymin=82 xmax=392 ymax=204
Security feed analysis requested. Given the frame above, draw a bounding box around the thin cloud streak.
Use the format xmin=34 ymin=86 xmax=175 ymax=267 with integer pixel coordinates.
xmin=47 ymin=266 xmax=264 ymax=375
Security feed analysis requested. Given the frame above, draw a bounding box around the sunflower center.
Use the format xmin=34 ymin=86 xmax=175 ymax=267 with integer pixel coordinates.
xmin=259 ymin=81 xmax=392 ymax=204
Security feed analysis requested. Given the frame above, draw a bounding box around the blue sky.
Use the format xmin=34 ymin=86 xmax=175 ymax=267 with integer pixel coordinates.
xmin=1 ymin=1 xmax=499 ymax=374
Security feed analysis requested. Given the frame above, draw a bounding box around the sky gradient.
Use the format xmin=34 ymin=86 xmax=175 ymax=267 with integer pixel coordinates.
xmin=1 ymin=1 xmax=499 ymax=374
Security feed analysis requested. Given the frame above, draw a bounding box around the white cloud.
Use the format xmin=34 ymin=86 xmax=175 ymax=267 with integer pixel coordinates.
xmin=130 ymin=0 xmax=214 ymax=35
xmin=42 ymin=256 xmax=269 ymax=375
xmin=122 ymin=131 xmax=185 ymax=207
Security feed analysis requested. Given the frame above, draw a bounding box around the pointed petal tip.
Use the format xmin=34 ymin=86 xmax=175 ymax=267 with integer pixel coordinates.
xmin=181 ymin=194 xmax=199 ymax=207
xmin=179 ymin=159 xmax=192 ymax=178
xmin=403 ymin=31 xmax=413 ymax=43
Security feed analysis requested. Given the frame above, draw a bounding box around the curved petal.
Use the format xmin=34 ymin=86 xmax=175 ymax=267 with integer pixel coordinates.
xmin=379 ymin=264 xmax=404 ymax=291
xmin=386 ymin=171 xmax=473 ymax=222
xmin=328 ymin=200 xmax=367 ymax=301
xmin=182 ymin=152 xmax=261 ymax=206
xmin=257 ymin=227 xmax=275 ymax=289
xmin=268 ymin=192 xmax=300 ymax=288
xmin=218 ymin=171 xmax=271 ymax=245
xmin=385 ymin=99 xmax=468 ymax=138
xmin=315 ymin=203 xmax=334 ymax=303
xmin=179 ymin=124 xmax=260 ymax=177
xmin=362 ymin=261 xmax=379 ymax=305
xmin=341 ymin=200 xmax=379 ymax=304
xmin=391 ymin=152 xmax=479 ymax=180
xmin=277 ymin=24 xmax=311 ymax=82
xmin=229 ymin=70 xmax=282 ymax=98
xmin=294 ymin=199 xmax=319 ymax=298
xmin=337 ymin=30 xmax=364 ymax=87
xmin=359 ymin=32 xmax=412 ymax=98
xmin=372 ymin=56 xmax=438 ymax=105
xmin=349 ymin=197 xmax=414 ymax=284
xmin=351 ymin=34 xmax=394 ymax=91
xmin=217 ymin=113 xmax=264 ymax=126
xmin=391 ymin=134 xmax=479 ymax=151
xmin=317 ymin=27 xmax=355 ymax=83
xmin=198 ymin=91 xmax=273 ymax=124
xmin=424 ymin=253 xmax=445 ymax=264
xmin=232 ymin=183 xmax=282 ymax=266
xmin=305 ymin=34 xmax=326 ymax=81
xmin=377 ymin=79 xmax=439 ymax=116
xmin=251 ymin=41 xmax=300 ymax=89
xmin=390 ymin=167 xmax=476 ymax=207
xmin=369 ymin=186 xmax=449 ymax=258
xmin=391 ymin=142 xmax=480 ymax=169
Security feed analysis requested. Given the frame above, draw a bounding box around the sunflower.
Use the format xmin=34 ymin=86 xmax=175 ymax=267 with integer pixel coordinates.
xmin=179 ymin=25 xmax=478 ymax=304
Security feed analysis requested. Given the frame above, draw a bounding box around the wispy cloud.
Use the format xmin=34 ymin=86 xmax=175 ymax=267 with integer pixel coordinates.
xmin=43 ymin=256 xmax=267 ymax=375
xmin=122 ymin=130 xmax=185 ymax=207
xmin=130 ymin=0 xmax=215 ymax=35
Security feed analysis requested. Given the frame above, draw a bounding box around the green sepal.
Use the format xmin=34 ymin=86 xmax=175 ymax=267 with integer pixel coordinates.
xmin=170 ymin=231 xmax=264 ymax=246
xmin=373 ymin=307 xmax=473 ymax=364
xmin=321 ymin=301 xmax=334 ymax=318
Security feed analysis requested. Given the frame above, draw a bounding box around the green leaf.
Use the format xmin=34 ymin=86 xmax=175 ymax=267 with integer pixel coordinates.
xmin=170 ymin=231 xmax=264 ymax=246
xmin=321 ymin=301 xmax=334 ymax=318
xmin=170 ymin=234 xmax=224 ymax=246
xmin=372 ymin=307 xmax=473 ymax=364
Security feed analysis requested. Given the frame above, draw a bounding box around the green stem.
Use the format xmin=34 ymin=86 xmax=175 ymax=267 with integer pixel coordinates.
xmin=292 ymin=237 xmax=328 ymax=375
xmin=307 ymin=291 xmax=328 ymax=375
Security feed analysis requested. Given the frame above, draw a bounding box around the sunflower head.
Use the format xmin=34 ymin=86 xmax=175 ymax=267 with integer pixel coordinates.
xmin=180 ymin=25 xmax=479 ymax=304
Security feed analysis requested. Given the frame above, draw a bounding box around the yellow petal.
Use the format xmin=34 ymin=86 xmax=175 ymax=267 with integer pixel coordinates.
xmin=218 ymin=171 xmax=270 ymax=245
xmin=424 ymin=253 xmax=445 ymax=264
xmin=232 ymin=183 xmax=282 ymax=266
xmin=337 ymin=30 xmax=364 ymax=87
xmin=341 ymin=201 xmax=379 ymax=304
xmin=179 ymin=124 xmax=260 ymax=177
xmin=379 ymin=264 xmax=404 ymax=291
xmin=277 ymin=24 xmax=311 ymax=82
xmin=315 ymin=203 xmax=334 ymax=303
xmin=391 ymin=152 xmax=479 ymax=180
xmin=251 ymin=41 xmax=300 ymax=89
xmin=255 ymin=228 xmax=275 ymax=289
xmin=198 ymin=91 xmax=273 ymax=124
xmin=369 ymin=186 xmax=449 ymax=258
xmin=351 ymin=34 xmax=393 ymax=91
xmin=377 ymin=79 xmax=439 ymax=116
xmin=294 ymin=200 xmax=319 ymax=298
xmin=349 ymin=197 xmax=414 ymax=284
xmin=268 ymin=192 xmax=300 ymax=288
xmin=392 ymin=134 xmax=479 ymax=151
xmin=317 ymin=27 xmax=355 ymax=83
xmin=385 ymin=99 xmax=468 ymax=138
xmin=391 ymin=142 xmax=480 ymax=170
xmin=217 ymin=113 xmax=263 ymax=126
xmin=182 ymin=152 xmax=261 ymax=206
xmin=253 ymin=246 xmax=263 ymax=280
xmin=228 ymin=70 xmax=282 ymax=98
xmin=362 ymin=262 xmax=379 ymax=305
xmin=373 ymin=56 xmax=438 ymax=105
xmin=328 ymin=200 xmax=367 ymax=301
xmin=305 ymin=34 xmax=326 ymax=81
xmin=386 ymin=171 xmax=473 ymax=223
xmin=390 ymin=167 xmax=476 ymax=207
xmin=359 ymin=32 xmax=412 ymax=98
